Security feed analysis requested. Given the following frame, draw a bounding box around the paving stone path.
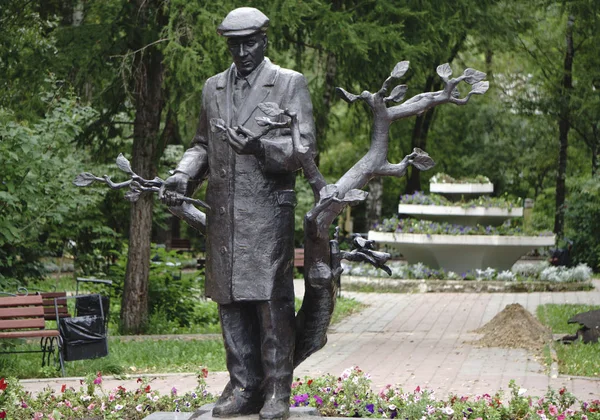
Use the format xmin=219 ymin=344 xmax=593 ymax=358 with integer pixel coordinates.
xmin=20 ymin=280 xmax=600 ymax=402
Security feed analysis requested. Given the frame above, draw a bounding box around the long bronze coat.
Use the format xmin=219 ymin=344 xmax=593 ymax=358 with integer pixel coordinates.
xmin=176 ymin=58 xmax=315 ymax=305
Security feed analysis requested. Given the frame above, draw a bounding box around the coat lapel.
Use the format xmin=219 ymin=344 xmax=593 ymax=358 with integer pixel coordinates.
xmin=236 ymin=59 xmax=280 ymax=127
xmin=216 ymin=65 xmax=235 ymax=126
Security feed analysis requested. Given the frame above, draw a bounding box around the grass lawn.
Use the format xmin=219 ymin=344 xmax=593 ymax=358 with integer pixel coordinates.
xmin=536 ymin=303 xmax=600 ymax=377
xmin=0 ymin=338 xmax=227 ymax=379
xmin=1 ymin=296 xmax=364 ymax=379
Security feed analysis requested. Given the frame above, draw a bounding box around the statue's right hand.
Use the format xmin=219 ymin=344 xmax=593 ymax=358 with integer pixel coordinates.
xmin=159 ymin=172 xmax=190 ymax=207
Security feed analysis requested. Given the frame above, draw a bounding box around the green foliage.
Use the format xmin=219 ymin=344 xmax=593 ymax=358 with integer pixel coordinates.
xmin=107 ymin=245 xmax=209 ymax=331
xmin=565 ymin=176 xmax=600 ymax=270
xmin=0 ymin=82 xmax=124 ymax=282
xmin=0 ymin=4 xmax=59 ymax=117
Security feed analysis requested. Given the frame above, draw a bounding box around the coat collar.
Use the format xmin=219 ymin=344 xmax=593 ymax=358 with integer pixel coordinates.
xmin=216 ymin=58 xmax=280 ymax=126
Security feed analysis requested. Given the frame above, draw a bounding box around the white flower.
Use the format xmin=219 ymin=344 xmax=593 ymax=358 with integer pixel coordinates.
xmin=153 ymin=395 xmax=159 ymax=402
xmin=388 ymin=404 xmax=397 ymax=411
xmin=340 ymin=367 xmax=353 ymax=379
xmin=518 ymin=388 xmax=527 ymax=397
xmin=441 ymin=406 xmax=454 ymax=415
xmin=115 ymin=404 xmax=124 ymax=411
xmin=80 ymin=395 xmax=92 ymax=401
xmin=136 ymin=404 xmax=143 ymax=412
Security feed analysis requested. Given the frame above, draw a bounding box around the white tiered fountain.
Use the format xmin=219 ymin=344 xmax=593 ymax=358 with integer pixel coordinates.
xmin=368 ymin=175 xmax=555 ymax=273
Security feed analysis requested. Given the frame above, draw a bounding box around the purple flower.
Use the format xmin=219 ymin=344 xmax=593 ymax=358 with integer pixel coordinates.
xmin=171 ymin=387 xmax=177 ymax=396
xmin=313 ymin=395 xmax=323 ymax=405
xmin=293 ymin=394 xmax=309 ymax=406
xmin=366 ymin=404 xmax=375 ymax=413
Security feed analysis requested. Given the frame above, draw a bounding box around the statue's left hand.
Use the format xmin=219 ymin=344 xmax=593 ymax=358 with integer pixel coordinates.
xmin=226 ymin=126 xmax=264 ymax=156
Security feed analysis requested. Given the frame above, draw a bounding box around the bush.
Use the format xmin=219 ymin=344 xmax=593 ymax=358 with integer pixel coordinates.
xmin=108 ymin=245 xmax=210 ymax=332
xmin=565 ymin=176 xmax=600 ymax=271
xmin=539 ymin=264 xmax=593 ymax=283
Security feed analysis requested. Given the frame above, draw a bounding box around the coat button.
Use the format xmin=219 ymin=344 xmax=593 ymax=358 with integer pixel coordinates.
xmin=219 ymin=207 xmax=225 ymax=215
xmin=220 ymin=169 xmax=227 ymax=178
xmin=220 ymin=246 xmax=227 ymax=255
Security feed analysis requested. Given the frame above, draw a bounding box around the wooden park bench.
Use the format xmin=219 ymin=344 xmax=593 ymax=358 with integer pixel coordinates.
xmin=0 ymin=295 xmax=63 ymax=371
xmin=170 ymin=238 xmax=192 ymax=253
xmin=294 ymin=248 xmax=304 ymax=269
xmin=15 ymin=291 xmax=71 ymax=321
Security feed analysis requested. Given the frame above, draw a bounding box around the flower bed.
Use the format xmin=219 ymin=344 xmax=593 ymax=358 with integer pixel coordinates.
xmin=400 ymin=191 xmax=522 ymax=211
xmin=3 ymin=367 xmax=599 ymax=419
xmin=429 ymin=173 xmax=491 ymax=184
xmin=342 ymin=261 xmax=593 ymax=283
xmin=0 ymin=371 xmax=215 ymax=419
xmin=374 ymin=217 xmax=547 ymax=236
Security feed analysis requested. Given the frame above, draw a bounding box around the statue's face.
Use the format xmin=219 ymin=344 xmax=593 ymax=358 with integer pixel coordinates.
xmin=227 ymin=33 xmax=266 ymax=77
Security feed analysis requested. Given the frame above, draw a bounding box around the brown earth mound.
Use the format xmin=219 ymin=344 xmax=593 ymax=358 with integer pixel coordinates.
xmin=473 ymin=303 xmax=552 ymax=352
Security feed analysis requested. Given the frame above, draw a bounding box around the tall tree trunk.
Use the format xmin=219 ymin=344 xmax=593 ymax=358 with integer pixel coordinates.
xmin=366 ymin=177 xmax=383 ymax=229
xmin=121 ymin=2 xmax=165 ymax=334
xmin=592 ymin=124 xmax=598 ymax=176
xmin=553 ymin=14 xmax=574 ymax=239
xmin=405 ymin=34 xmax=466 ymax=194
xmin=316 ymin=52 xmax=337 ymax=146
xmin=405 ymin=75 xmax=439 ymax=194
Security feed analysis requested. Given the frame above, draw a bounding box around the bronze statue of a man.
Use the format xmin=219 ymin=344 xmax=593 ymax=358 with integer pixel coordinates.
xmin=163 ymin=7 xmax=315 ymax=420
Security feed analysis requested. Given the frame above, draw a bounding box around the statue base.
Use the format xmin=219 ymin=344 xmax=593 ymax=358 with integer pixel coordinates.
xmin=143 ymin=405 xmax=320 ymax=420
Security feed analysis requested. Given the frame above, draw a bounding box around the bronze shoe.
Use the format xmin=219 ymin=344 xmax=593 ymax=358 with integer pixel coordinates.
xmin=212 ymin=386 xmax=262 ymax=418
xmin=259 ymin=398 xmax=290 ymax=420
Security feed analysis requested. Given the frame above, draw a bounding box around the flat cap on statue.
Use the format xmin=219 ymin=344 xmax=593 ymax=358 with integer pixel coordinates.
xmin=217 ymin=7 xmax=269 ymax=37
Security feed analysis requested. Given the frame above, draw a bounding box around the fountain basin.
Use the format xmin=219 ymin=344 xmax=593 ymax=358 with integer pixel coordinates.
xmin=368 ymin=231 xmax=555 ymax=273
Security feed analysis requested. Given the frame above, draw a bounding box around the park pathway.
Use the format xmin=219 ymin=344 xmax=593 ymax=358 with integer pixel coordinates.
xmin=20 ymin=280 xmax=600 ymax=402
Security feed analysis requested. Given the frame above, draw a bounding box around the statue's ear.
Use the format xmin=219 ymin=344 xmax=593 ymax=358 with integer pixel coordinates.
xmin=262 ymin=34 xmax=268 ymax=53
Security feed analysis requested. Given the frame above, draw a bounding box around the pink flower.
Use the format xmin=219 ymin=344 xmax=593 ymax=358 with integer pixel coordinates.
xmin=33 ymin=413 xmax=44 ymax=420
xmin=87 ymin=403 xmax=95 ymax=410
xmin=549 ymin=405 xmax=559 ymax=416
xmin=109 ymin=393 xmax=115 ymax=401
xmin=65 ymin=400 xmax=73 ymax=408
xmin=93 ymin=372 xmax=102 ymax=385
xmin=557 ymin=415 xmax=565 ymax=420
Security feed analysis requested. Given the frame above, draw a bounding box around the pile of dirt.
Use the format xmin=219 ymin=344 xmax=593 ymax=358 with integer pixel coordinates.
xmin=473 ymin=303 xmax=552 ymax=352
